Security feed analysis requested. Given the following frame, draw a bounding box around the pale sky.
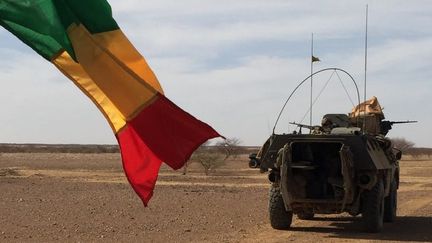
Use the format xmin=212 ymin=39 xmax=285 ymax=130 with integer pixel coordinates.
xmin=0 ymin=0 xmax=431 ymax=147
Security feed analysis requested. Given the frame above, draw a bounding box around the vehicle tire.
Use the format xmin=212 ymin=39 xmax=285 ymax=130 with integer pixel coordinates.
xmin=384 ymin=178 xmax=397 ymax=222
xmin=297 ymin=212 xmax=314 ymax=220
xmin=249 ymin=159 xmax=258 ymax=168
xmin=362 ymin=180 xmax=385 ymax=233
xmin=269 ymin=185 xmax=293 ymax=229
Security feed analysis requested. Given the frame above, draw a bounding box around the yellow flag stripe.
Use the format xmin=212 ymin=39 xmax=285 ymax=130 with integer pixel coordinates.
xmin=67 ymin=23 xmax=158 ymax=120
xmin=92 ymin=30 xmax=164 ymax=94
xmin=52 ymin=51 xmax=126 ymax=132
xmin=51 ymin=23 xmax=168 ymax=133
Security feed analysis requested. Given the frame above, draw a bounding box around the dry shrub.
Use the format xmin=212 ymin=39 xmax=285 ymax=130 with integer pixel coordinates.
xmin=390 ymin=137 xmax=415 ymax=152
xmin=405 ymin=147 xmax=432 ymax=160
xmin=188 ymin=138 xmax=241 ymax=175
xmin=215 ymin=137 xmax=243 ymax=159
xmin=390 ymin=137 xmax=432 ymax=160
xmin=0 ymin=168 xmax=20 ymax=177
xmin=192 ymin=149 xmax=227 ymax=175
xmin=0 ymin=144 xmax=119 ymax=153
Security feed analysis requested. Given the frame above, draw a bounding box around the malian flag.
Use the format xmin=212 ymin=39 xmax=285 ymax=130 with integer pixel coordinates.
xmin=0 ymin=0 xmax=221 ymax=205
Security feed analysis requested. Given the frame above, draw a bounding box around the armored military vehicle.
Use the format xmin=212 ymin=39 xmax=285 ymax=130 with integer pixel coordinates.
xmin=254 ymin=68 xmax=415 ymax=233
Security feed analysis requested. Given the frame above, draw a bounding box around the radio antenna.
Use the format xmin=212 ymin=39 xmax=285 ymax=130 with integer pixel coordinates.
xmin=310 ymin=33 xmax=314 ymax=127
xmin=363 ymin=5 xmax=369 ymax=133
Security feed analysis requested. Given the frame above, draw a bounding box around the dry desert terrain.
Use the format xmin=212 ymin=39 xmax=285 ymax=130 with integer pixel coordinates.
xmin=1 ymin=153 xmax=431 ymax=242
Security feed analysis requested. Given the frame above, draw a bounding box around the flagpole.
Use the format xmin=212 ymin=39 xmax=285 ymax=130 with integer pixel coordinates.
xmin=310 ymin=33 xmax=314 ymax=127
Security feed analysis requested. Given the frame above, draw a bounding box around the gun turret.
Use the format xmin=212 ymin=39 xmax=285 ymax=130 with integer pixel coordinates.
xmin=380 ymin=120 xmax=417 ymax=135
xmin=289 ymin=122 xmax=322 ymax=134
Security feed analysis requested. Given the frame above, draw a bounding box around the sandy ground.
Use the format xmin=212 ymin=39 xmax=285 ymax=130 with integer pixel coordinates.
xmin=0 ymin=153 xmax=431 ymax=242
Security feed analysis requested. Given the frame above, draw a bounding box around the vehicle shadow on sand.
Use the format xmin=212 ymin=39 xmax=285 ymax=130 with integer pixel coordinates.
xmin=289 ymin=216 xmax=432 ymax=242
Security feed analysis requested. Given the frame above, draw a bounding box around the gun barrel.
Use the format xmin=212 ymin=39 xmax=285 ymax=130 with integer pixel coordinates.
xmin=289 ymin=122 xmax=314 ymax=129
xmin=390 ymin=120 xmax=418 ymax=124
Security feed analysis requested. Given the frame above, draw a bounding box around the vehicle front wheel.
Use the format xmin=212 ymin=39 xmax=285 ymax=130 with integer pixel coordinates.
xmin=269 ymin=185 xmax=293 ymax=229
xmin=362 ymin=180 xmax=385 ymax=233
xmin=249 ymin=159 xmax=259 ymax=168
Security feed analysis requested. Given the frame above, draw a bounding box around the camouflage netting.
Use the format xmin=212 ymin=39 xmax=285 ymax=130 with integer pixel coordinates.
xmin=350 ymin=96 xmax=385 ymax=120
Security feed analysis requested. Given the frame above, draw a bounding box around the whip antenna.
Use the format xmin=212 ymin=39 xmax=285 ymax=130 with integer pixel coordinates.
xmin=310 ymin=33 xmax=314 ymax=127
xmin=363 ymin=5 xmax=369 ymax=132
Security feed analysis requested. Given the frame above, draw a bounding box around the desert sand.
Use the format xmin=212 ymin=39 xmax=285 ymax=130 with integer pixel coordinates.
xmin=1 ymin=153 xmax=431 ymax=242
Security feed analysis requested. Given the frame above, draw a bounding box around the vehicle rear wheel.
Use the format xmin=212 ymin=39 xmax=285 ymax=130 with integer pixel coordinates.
xmin=384 ymin=178 xmax=397 ymax=222
xmin=362 ymin=180 xmax=385 ymax=233
xmin=297 ymin=212 xmax=314 ymax=220
xmin=269 ymin=185 xmax=293 ymax=229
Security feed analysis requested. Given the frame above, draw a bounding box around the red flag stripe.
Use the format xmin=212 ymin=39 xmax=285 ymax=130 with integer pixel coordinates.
xmin=117 ymin=94 xmax=221 ymax=205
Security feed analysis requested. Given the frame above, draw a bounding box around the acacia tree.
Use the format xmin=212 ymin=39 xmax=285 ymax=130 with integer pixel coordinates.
xmin=192 ymin=148 xmax=226 ymax=175
xmin=182 ymin=159 xmax=193 ymax=175
xmin=182 ymin=140 xmax=211 ymax=175
xmin=215 ymin=137 xmax=243 ymax=158
xmin=187 ymin=138 xmax=241 ymax=175
xmin=185 ymin=137 xmax=243 ymax=175
xmin=390 ymin=137 xmax=415 ymax=152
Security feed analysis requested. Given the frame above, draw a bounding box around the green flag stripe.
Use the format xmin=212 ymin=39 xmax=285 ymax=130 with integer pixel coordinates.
xmin=0 ymin=19 xmax=64 ymax=60
xmin=0 ymin=0 xmax=119 ymax=61
xmin=0 ymin=0 xmax=74 ymax=60
xmin=61 ymin=0 xmax=119 ymax=34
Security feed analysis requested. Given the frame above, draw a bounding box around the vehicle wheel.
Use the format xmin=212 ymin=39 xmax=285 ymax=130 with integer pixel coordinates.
xmin=249 ymin=159 xmax=258 ymax=168
xmin=384 ymin=178 xmax=397 ymax=222
xmin=269 ymin=185 xmax=293 ymax=229
xmin=297 ymin=212 xmax=314 ymax=220
xmin=362 ymin=180 xmax=385 ymax=233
